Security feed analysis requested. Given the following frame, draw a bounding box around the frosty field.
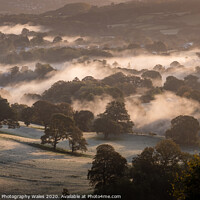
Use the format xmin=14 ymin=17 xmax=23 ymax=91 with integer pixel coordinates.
xmin=0 ymin=124 xmax=199 ymax=195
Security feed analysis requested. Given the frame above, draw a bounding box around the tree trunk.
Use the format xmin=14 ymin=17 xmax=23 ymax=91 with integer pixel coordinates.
xmin=71 ymin=143 xmax=75 ymax=153
xmin=44 ymin=124 xmax=47 ymax=131
xmin=53 ymin=138 xmax=57 ymax=150
xmin=53 ymin=142 xmax=56 ymax=150
xmin=102 ymin=165 xmax=106 ymax=186
xmin=104 ymin=132 xmax=108 ymax=139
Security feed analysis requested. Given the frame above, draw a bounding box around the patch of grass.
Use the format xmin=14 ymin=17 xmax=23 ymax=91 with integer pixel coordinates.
xmin=0 ymin=132 xmax=92 ymax=158
xmin=29 ymin=143 xmax=92 ymax=158
xmin=0 ymin=131 xmax=31 ymax=139
xmin=94 ymin=136 xmax=125 ymax=142
xmin=29 ymin=126 xmax=44 ymax=131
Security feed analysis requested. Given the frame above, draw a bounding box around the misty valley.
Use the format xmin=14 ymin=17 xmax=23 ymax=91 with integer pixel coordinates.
xmin=0 ymin=0 xmax=200 ymax=200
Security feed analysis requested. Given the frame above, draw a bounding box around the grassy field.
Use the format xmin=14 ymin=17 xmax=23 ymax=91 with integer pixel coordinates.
xmin=0 ymin=136 xmax=92 ymax=195
xmin=0 ymin=124 xmax=199 ymax=195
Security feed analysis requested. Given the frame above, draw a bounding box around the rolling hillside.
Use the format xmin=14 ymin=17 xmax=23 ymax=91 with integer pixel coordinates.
xmin=0 ymin=0 xmax=131 ymax=14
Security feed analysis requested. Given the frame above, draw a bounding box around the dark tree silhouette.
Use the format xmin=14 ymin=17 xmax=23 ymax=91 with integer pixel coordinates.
xmin=21 ymin=107 xmax=33 ymax=126
xmin=41 ymin=113 xmax=74 ymax=150
xmin=93 ymin=118 xmax=122 ymax=139
xmin=131 ymin=140 xmax=188 ymax=200
xmin=74 ymin=110 xmax=94 ymax=132
xmin=173 ymin=155 xmax=200 ymax=200
xmin=32 ymin=100 xmax=59 ymax=130
xmin=165 ymin=115 xmax=200 ymax=145
xmin=141 ymin=70 xmax=162 ymax=80
xmin=57 ymin=102 xmax=74 ymax=117
xmin=34 ymin=63 xmax=55 ymax=78
xmin=88 ymin=144 xmax=127 ymax=192
xmin=164 ymin=76 xmax=185 ymax=92
xmin=11 ymin=103 xmax=26 ymax=121
xmin=93 ymin=101 xmax=134 ymax=138
xmin=69 ymin=126 xmax=87 ymax=152
xmin=0 ymin=97 xmax=19 ymax=128
xmin=41 ymin=113 xmax=87 ymax=151
xmin=53 ymin=36 xmax=62 ymax=43
xmin=0 ymin=97 xmax=14 ymax=121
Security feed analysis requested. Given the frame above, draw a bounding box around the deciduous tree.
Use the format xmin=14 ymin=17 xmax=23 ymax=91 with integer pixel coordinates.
xmin=32 ymin=100 xmax=59 ymax=130
xmin=69 ymin=126 xmax=87 ymax=152
xmin=21 ymin=107 xmax=34 ymax=126
xmin=41 ymin=113 xmax=74 ymax=150
xmin=93 ymin=101 xmax=134 ymax=138
xmin=173 ymin=155 xmax=200 ymax=200
xmin=131 ymin=140 xmax=188 ymax=200
xmin=165 ymin=115 xmax=200 ymax=145
xmin=74 ymin=110 xmax=94 ymax=132
xmin=88 ymin=144 xmax=127 ymax=191
xmin=41 ymin=113 xmax=87 ymax=152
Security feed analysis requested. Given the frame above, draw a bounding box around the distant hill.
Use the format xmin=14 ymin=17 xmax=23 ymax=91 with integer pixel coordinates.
xmin=0 ymin=0 xmax=131 ymax=14
xmin=1 ymin=0 xmax=199 ymax=37
xmin=67 ymin=0 xmax=200 ymax=24
xmin=43 ymin=3 xmax=92 ymax=17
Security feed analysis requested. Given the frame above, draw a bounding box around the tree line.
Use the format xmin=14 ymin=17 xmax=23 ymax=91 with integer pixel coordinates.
xmin=0 ymin=95 xmax=200 ymax=199
xmin=1 ymin=96 xmax=200 ymax=150
xmin=87 ymin=140 xmax=200 ymax=200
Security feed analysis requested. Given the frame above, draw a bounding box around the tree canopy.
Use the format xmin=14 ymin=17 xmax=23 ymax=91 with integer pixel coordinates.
xmin=41 ymin=113 xmax=74 ymax=150
xmin=87 ymin=140 xmax=190 ymax=200
xmin=93 ymin=101 xmax=134 ymax=138
xmin=165 ymin=115 xmax=200 ymax=145
xmin=21 ymin=107 xmax=34 ymax=126
xmin=0 ymin=97 xmax=19 ymax=128
xmin=173 ymin=155 xmax=200 ymax=200
xmin=88 ymin=144 xmax=127 ymax=192
xmin=0 ymin=97 xmax=14 ymax=122
xmin=74 ymin=110 xmax=94 ymax=132
xmin=68 ymin=126 xmax=88 ymax=153
xmin=41 ymin=113 xmax=87 ymax=152
xmin=32 ymin=100 xmax=59 ymax=130
xmin=131 ymin=140 xmax=188 ymax=200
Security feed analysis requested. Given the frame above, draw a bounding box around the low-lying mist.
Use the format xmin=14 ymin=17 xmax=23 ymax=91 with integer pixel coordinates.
xmin=0 ymin=24 xmax=49 ymax=35
xmin=63 ymin=92 xmax=200 ymax=135
xmin=126 ymin=92 xmax=200 ymax=135
xmin=1 ymin=48 xmax=200 ymax=136
xmin=2 ymin=49 xmax=200 ymax=104
xmin=72 ymin=95 xmax=113 ymax=116
xmin=62 ymin=92 xmax=200 ymax=135
xmin=43 ymin=35 xmax=87 ymax=43
xmin=3 ymin=61 xmax=114 ymax=104
xmin=108 ymin=49 xmax=200 ymax=70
